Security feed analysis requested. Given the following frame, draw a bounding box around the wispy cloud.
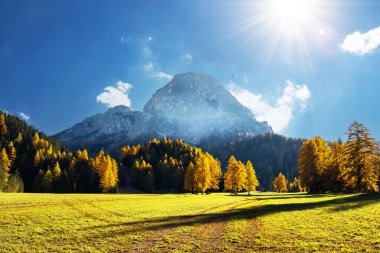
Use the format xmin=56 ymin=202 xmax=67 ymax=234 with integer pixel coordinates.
xmin=228 ymin=81 xmax=311 ymax=133
xmin=340 ymin=26 xmax=380 ymax=55
xmin=120 ymin=35 xmax=153 ymax=44
xmin=18 ymin=112 xmax=30 ymax=121
xmin=156 ymin=71 xmax=173 ymax=80
xmin=184 ymin=53 xmax=192 ymax=61
xmin=143 ymin=62 xmax=173 ymax=81
xmin=144 ymin=62 xmax=154 ymax=72
xmin=96 ymin=81 xmax=133 ymax=108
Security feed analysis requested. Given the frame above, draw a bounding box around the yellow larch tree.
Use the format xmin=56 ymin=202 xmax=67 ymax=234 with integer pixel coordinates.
xmin=0 ymin=113 xmax=7 ymax=135
xmin=34 ymin=149 xmax=44 ymax=167
xmin=272 ymin=172 xmax=288 ymax=193
xmin=224 ymin=156 xmax=247 ymax=194
xmin=193 ymin=154 xmax=211 ymax=194
xmin=32 ymin=132 xmax=40 ymax=147
xmin=289 ymin=177 xmax=303 ymax=192
xmin=52 ymin=161 xmax=61 ymax=178
xmin=184 ymin=162 xmax=195 ymax=192
xmin=245 ymin=160 xmax=259 ymax=195
xmin=342 ymin=121 xmax=380 ymax=193
xmin=298 ymin=136 xmax=331 ymax=193
xmin=0 ymin=148 xmax=11 ymax=190
xmin=205 ymin=152 xmax=222 ymax=190
xmin=7 ymin=141 xmax=16 ymax=167
xmin=15 ymin=132 xmax=23 ymax=143
xmin=95 ymin=152 xmax=118 ymax=193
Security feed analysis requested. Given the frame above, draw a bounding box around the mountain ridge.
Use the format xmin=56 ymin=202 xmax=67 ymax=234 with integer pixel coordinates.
xmin=55 ymin=72 xmax=272 ymax=152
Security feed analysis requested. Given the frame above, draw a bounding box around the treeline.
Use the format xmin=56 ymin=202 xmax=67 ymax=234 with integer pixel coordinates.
xmin=200 ymin=133 xmax=304 ymax=190
xmin=119 ymin=138 xmax=261 ymax=194
xmin=298 ymin=121 xmax=379 ymax=193
xmin=0 ymin=112 xmax=118 ymax=193
xmin=119 ymin=138 xmax=222 ymax=193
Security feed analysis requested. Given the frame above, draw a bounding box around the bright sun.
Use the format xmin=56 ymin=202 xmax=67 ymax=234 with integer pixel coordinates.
xmin=270 ymin=0 xmax=312 ymax=23
xmin=264 ymin=0 xmax=320 ymax=34
xmin=233 ymin=0 xmax=331 ymax=68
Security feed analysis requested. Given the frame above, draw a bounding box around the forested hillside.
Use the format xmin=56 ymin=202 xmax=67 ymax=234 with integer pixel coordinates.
xmin=119 ymin=138 xmax=222 ymax=193
xmin=0 ymin=112 xmax=117 ymax=193
xmin=200 ymin=133 xmax=304 ymax=190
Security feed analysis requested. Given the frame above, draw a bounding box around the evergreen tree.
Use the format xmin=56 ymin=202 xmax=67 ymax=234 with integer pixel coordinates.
xmin=272 ymin=172 xmax=288 ymax=193
xmin=342 ymin=121 xmax=380 ymax=192
xmin=131 ymin=159 xmax=154 ymax=192
xmin=42 ymin=169 xmax=53 ymax=192
xmin=33 ymin=170 xmax=44 ymax=192
xmin=245 ymin=160 xmax=259 ymax=195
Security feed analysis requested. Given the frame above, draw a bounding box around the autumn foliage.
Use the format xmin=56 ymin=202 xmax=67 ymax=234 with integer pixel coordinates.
xmin=298 ymin=121 xmax=380 ymax=193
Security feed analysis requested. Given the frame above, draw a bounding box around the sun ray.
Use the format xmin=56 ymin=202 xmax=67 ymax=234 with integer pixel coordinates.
xmin=224 ymin=0 xmax=337 ymax=70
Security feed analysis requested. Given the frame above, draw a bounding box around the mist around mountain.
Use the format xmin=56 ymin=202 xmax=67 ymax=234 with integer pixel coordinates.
xmin=55 ymin=73 xmax=272 ymax=153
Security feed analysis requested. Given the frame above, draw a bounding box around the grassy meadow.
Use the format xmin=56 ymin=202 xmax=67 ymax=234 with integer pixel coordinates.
xmin=1 ymin=192 xmax=380 ymax=252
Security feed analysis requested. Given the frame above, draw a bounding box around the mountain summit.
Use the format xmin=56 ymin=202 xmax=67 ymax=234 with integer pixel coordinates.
xmin=55 ymin=73 xmax=272 ymax=151
xmin=144 ymin=72 xmax=271 ymax=142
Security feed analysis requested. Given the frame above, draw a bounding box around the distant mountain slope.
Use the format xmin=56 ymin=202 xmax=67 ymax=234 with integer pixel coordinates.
xmin=55 ymin=72 xmax=272 ymax=153
xmin=200 ymin=133 xmax=304 ymax=190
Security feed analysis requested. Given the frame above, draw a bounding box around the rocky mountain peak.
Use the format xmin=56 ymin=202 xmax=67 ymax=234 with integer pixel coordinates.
xmin=56 ymin=72 xmax=272 ymax=150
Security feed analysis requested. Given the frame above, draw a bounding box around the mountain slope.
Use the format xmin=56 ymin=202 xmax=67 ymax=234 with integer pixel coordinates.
xmin=144 ymin=72 xmax=271 ymax=143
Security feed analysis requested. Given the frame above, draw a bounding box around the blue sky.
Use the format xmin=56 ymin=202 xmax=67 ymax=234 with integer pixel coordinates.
xmin=1 ymin=0 xmax=380 ymax=141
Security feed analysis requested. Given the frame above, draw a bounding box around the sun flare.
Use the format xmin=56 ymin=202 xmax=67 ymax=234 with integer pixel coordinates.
xmin=262 ymin=0 xmax=323 ymax=38
xmin=269 ymin=0 xmax=313 ymax=24
xmin=231 ymin=0 xmax=332 ymax=69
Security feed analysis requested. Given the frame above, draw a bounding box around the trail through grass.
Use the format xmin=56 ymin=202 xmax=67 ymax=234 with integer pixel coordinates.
xmin=0 ymin=192 xmax=379 ymax=252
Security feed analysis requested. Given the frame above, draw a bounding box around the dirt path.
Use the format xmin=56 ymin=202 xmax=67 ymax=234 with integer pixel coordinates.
xmin=165 ymin=199 xmax=256 ymax=253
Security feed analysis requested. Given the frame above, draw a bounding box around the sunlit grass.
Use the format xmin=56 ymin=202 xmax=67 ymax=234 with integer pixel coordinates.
xmin=0 ymin=192 xmax=379 ymax=252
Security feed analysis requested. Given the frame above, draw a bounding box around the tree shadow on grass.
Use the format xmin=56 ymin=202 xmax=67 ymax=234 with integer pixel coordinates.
xmin=224 ymin=192 xmax=339 ymax=201
xmin=79 ymin=193 xmax=380 ymax=240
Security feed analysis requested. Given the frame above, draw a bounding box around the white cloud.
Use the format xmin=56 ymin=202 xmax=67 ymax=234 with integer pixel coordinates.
xmin=148 ymin=36 xmax=153 ymax=41
xmin=229 ymin=81 xmax=311 ymax=133
xmin=96 ymin=81 xmax=133 ymax=108
xmin=18 ymin=112 xmax=30 ymax=121
xmin=155 ymin=71 xmax=173 ymax=80
xmin=340 ymin=26 xmax=380 ymax=55
xmin=185 ymin=53 xmax=192 ymax=61
xmin=144 ymin=62 xmax=154 ymax=72
xmin=143 ymin=61 xmax=173 ymax=81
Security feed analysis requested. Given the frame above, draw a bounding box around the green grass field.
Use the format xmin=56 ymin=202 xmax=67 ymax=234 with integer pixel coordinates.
xmin=1 ymin=192 xmax=380 ymax=252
